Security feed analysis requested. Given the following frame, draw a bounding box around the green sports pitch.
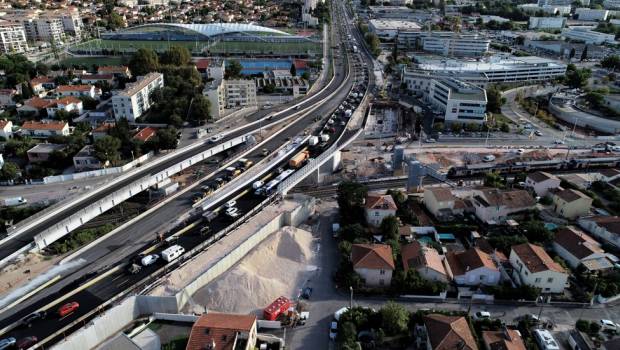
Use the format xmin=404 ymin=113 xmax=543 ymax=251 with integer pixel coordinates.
xmin=70 ymin=39 xmax=322 ymax=56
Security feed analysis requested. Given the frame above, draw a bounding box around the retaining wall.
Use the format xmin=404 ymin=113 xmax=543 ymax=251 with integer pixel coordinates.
xmin=32 ymin=136 xmax=248 ymax=251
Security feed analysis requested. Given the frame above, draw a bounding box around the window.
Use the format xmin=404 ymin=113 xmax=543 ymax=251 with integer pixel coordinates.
xmin=380 ymin=269 xmax=385 ymax=275
xmin=535 ymin=278 xmax=541 ymax=283
xmin=480 ymin=275 xmax=486 ymax=281
xmin=547 ymin=278 xmax=554 ymax=283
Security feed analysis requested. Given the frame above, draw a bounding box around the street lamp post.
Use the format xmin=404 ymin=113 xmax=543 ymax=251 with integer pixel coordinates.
xmin=349 ymin=286 xmax=353 ymax=309
xmin=537 ymin=295 xmax=546 ymax=328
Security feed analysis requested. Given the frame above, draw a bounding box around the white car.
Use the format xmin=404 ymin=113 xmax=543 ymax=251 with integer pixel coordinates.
xmin=600 ymin=319 xmax=618 ymax=330
xmin=473 ymin=311 xmax=491 ymax=321
xmin=535 ymin=130 xmax=543 ymax=136
xmin=140 ymin=254 xmax=159 ymax=267
xmin=329 ymin=321 xmax=338 ymax=340
xmin=553 ymin=139 xmax=565 ymax=145
xmin=209 ymin=134 xmax=223 ymax=143
xmin=225 ymin=207 xmax=239 ymax=217
xmin=482 ymin=155 xmax=496 ymax=162
xmin=225 ymin=200 xmax=236 ymax=209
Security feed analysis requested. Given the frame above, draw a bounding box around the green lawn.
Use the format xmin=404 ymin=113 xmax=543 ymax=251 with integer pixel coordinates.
xmin=70 ymin=39 xmax=321 ymax=56
xmin=60 ymin=56 xmax=124 ymax=67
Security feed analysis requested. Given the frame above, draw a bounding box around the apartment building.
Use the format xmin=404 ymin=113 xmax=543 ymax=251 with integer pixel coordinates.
xmin=415 ymin=55 xmax=568 ymax=83
xmin=204 ymin=79 xmax=257 ymax=120
xmin=421 ymin=32 xmax=490 ymax=57
xmin=575 ymin=8 xmax=609 ymax=21
xmin=562 ymin=28 xmax=616 ymax=45
xmin=0 ymin=22 xmax=28 ymax=54
xmin=112 ymin=72 xmax=164 ymax=122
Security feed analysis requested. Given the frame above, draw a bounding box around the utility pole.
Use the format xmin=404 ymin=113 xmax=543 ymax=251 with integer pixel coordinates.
xmin=536 ymin=295 xmax=546 ymax=328
xmin=349 ymin=286 xmax=353 ymax=309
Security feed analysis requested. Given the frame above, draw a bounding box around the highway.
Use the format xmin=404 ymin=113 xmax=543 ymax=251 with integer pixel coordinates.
xmin=0 ymin=2 xmax=372 ymax=347
xmin=0 ymin=20 xmax=352 ymax=263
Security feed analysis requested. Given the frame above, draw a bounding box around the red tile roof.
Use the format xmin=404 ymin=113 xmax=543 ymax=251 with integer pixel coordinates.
xmin=511 ymin=243 xmax=566 ymax=274
xmin=294 ymin=59 xmax=308 ymax=70
xmin=57 ymin=84 xmax=93 ymax=92
xmin=194 ymin=59 xmax=210 ymax=70
xmin=30 ymin=76 xmax=54 ymax=86
xmin=424 ymin=314 xmax=478 ymax=350
xmin=351 ymin=243 xmax=395 ymax=270
xmin=133 ymin=127 xmax=157 ymax=142
xmin=93 ymin=123 xmax=115 ymax=133
xmin=401 ymin=241 xmax=447 ymax=276
xmin=482 ymin=329 xmax=526 ymax=350
xmin=365 ymin=194 xmax=398 ymax=211
xmin=21 ymin=120 xmax=68 ymax=131
xmin=186 ymin=313 xmax=256 ymax=350
xmin=587 ymin=216 xmax=620 ymax=235
xmin=446 ymin=247 xmax=498 ymax=276
xmin=23 ymin=97 xmax=56 ymax=109
xmin=57 ymin=96 xmax=82 ymax=105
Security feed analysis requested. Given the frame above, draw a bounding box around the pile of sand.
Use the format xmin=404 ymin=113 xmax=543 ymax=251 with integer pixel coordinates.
xmin=0 ymin=253 xmax=61 ymax=295
xmin=189 ymin=226 xmax=317 ymax=315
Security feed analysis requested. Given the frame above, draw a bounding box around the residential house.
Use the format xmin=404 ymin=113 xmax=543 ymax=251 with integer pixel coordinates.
xmin=98 ymin=65 xmax=132 ymax=79
xmin=46 ymin=96 xmax=83 ymax=117
xmin=419 ymin=314 xmax=478 ymax=350
xmin=445 ymin=247 xmax=501 ymax=286
xmin=597 ymin=168 xmax=620 ymax=183
xmin=553 ymin=226 xmax=617 ymax=272
xmin=471 ymin=189 xmax=536 ymax=224
xmin=133 ymin=127 xmax=157 ymax=142
xmin=56 ymin=84 xmax=98 ymax=99
xmin=423 ymin=187 xmax=466 ymax=220
xmin=351 ymin=243 xmax=395 ymax=287
xmin=185 ymin=312 xmax=258 ymax=350
xmin=0 ymin=119 xmax=12 ymax=139
xmin=194 ymin=59 xmax=225 ymax=80
xmin=0 ymin=89 xmax=16 ymax=107
xmin=559 ymin=173 xmax=596 ymax=190
xmin=20 ymin=120 xmax=70 ymax=138
xmin=579 ymin=216 xmax=620 ymax=249
xmin=27 ymin=143 xmax=66 ymax=163
xmin=550 ymin=188 xmax=592 ymax=219
xmin=73 ymin=145 xmax=106 ymax=171
xmin=30 ymin=76 xmax=55 ymax=95
xmin=482 ymin=328 xmax=526 ymax=350
xmin=364 ymin=193 xmax=397 ymax=227
xmin=18 ymin=97 xmax=57 ymax=116
xmin=525 ymin=171 xmax=561 ymax=197
xmin=91 ymin=123 xmax=115 ymax=140
xmin=79 ymin=74 xmax=115 ymax=86
xmin=401 ymin=241 xmax=449 ymax=283
xmin=509 ymin=243 xmax=569 ymax=293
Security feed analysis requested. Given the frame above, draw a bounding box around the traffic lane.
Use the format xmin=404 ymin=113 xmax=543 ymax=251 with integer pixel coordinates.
xmin=0 ymin=55 xmax=350 ymax=258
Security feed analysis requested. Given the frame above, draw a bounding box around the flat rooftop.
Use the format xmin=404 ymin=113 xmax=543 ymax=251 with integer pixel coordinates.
xmin=415 ymin=55 xmax=566 ymax=72
xmin=370 ymin=19 xmax=421 ymax=31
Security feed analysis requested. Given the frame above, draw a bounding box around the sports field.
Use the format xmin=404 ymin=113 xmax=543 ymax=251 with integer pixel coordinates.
xmin=70 ymin=39 xmax=321 ymax=56
xmin=60 ymin=56 xmax=124 ymax=67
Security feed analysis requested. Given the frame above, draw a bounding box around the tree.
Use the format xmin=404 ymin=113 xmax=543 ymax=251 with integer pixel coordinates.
xmin=337 ymin=181 xmax=368 ymax=225
xmin=500 ymin=122 xmax=510 ymax=133
xmin=79 ymin=96 xmax=98 ymax=110
xmin=290 ymin=63 xmax=297 ymax=77
xmin=486 ymin=87 xmax=504 ymax=113
xmin=128 ymin=48 xmax=159 ymax=76
xmin=585 ymin=92 xmax=604 ymax=108
xmin=565 ymin=64 xmax=591 ymax=89
xmin=380 ymin=301 xmax=409 ymax=336
xmin=521 ymin=220 xmax=554 ymax=244
xmin=107 ymin=12 xmax=125 ymax=30
xmin=156 ymin=127 xmax=179 ymax=150
xmin=569 ymin=48 xmax=575 ymax=60
xmin=301 ymin=71 xmax=310 ymax=80
xmin=580 ymin=45 xmax=588 ymax=61
xmin=161 ymin=46 xmax=191 ymax=66
xmin=189 ymin=95 xmax=211 ymax=124
xmin=340 ymin=224 xmax=366 ymax=242
xmin=93 ymin=135 xmax=121 ymax=165
xmin=380 ymin=215 xmax=399 ymax=240
xmin=601 ymin=55 xmax=620 ymax=71
xmin=225 ymin=60 xmax=243 ymax=79
xmin=484 ymin=172 xmax=504 ymax=188
xmin=0 ymin=161 xmax=20 ymax=181
xmin=364 ymin=32 xmax=381 ymax=56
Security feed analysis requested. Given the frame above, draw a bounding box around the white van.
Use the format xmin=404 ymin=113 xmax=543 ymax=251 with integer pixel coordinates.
xmin=225 ymin=200 xmax=236 ymax=209
xmin=161 ymin=245 xmax=185 ymax=262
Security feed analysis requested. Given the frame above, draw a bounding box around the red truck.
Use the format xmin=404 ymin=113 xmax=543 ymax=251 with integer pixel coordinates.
xmin=263 ymin=296 xmax=292 ymax=321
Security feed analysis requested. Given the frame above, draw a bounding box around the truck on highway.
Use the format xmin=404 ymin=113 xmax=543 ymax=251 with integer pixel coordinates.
xmin=289 ymin=150 xmax=309 ymax=168
xmin=320 ymin=134 xmax=330 ymax=142
xmin=1 ymin=196 xmax=27 ymax=207
xmin=237 ymin=158 xmax=253 ymax=170
xmin=225 ymin=167 xmax=241 ymax=179
xmin=203 ymin=210 xmax=218 ymax=222
xmin=252 ymin=180 xmax=264 ymax=189
xmin=308 ymin=136 xmax=319 ymax=146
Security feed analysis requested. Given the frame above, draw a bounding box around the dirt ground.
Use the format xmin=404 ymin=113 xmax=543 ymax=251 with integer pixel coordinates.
xmin=188 ymin=225 xmax=319 ymax=316
xmin=0 ymin=253 xmax=61 ymax=295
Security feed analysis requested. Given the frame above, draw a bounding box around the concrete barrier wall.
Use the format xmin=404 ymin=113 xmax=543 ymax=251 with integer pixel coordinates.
xmin=33 ymin=136 xmax=248 ymax=250
xmin=42 ymin=153 xmax=154 ymax=184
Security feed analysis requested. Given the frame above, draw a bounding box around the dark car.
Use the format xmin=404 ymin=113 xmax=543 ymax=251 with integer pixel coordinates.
xmin=16 ymin=336 xmax=38 ymax=349
xmin=21 ymin=311 xmax=47 ymax=327
xmin=301 ymin=287 xmax=313 ymax=299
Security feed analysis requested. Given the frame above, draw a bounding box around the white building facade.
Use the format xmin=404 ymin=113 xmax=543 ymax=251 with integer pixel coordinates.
xmin=528 ymin=17 xmax=567 ymax=29
xmin=421 ymin=33 xmax=490 ymax=57
xmin=428 ymin=78 xmax=487 ymax=124
xmin=112 ymin=72 xmax=164 ymax=122
xmin=509 ymin=243 xmax=569 ymax=293
xmin=575 ymin=8 xmax=609 ymax=21
xmin=561 ymin=28 xmax=616 ymax=44
xmin=0 ymin=23 xmax=28 ymax=53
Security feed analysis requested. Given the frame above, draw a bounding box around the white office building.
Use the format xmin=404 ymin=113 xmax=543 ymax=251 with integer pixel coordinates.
xmin=204 ymin=79 xmax=257 ymax=120
xmin=575 ymin=8 xmax=609 ymax=21
xmin=420 ymin=32 xmax=490 ymax=57
xmin=402 ymin=68 xmax=489 ymax=90
xmin=0 ymin=22 xmax=28 ymax=53
xmin=538 ymin=0 xmax=588 ymax=5
xmin=428 ymin=78 xmax=487 ymax=124
xmin=561 ymin=27 xmax=616 ymax=44
xmin=603 ymin=0 xmax=620 ymax=9
xmin=414 ymin=54 xmax=567 ymax=83
xmin=520 ymin=4 xmax=571 ymax=15
xmin=112 ymin=72 xmax=164 ymax=122
xmin=23 ymin=16 xmax=65 ymax=43
xmin=529 ymin=17 xmax=567 ymax=30
xmin=60 ymin=11 xmax=83 ymax=37
xmin=369 ymin=19 xmax=421 ymax=40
